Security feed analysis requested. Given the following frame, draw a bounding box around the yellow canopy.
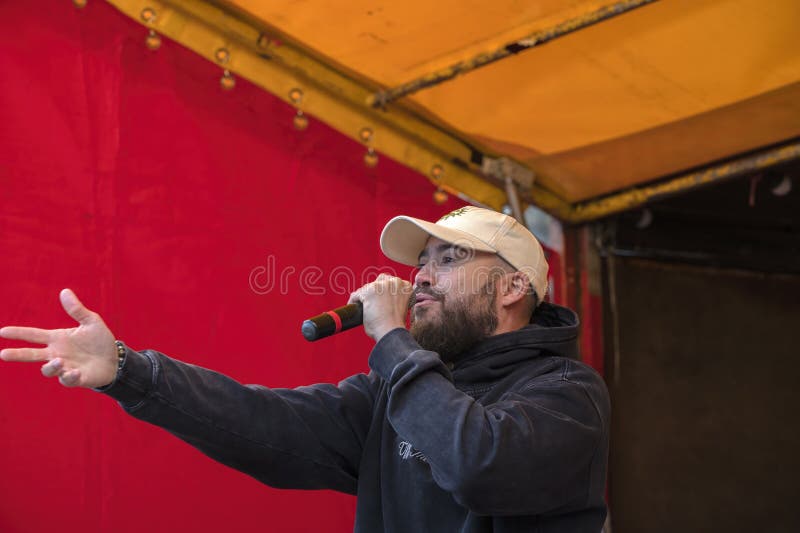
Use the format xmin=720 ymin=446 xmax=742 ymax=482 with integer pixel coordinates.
xmin=108 ymin=0 xmax=800 ymax=220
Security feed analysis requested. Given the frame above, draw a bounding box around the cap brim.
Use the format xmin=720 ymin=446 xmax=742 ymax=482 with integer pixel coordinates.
xmin=380 ymin=216 xmax=497 ymax=266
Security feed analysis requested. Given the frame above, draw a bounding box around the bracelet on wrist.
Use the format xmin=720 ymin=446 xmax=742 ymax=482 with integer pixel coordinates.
xmin=114 ymin=340 xmax=126 ymax=373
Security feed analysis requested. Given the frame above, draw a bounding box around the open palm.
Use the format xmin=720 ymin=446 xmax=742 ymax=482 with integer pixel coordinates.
xmin=0 ymin=289 xmax=118 ymax=388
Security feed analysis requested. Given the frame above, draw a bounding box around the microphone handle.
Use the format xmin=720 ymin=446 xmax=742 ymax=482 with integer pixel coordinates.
xmin=301 ymin=302 xmax=363 ymax=342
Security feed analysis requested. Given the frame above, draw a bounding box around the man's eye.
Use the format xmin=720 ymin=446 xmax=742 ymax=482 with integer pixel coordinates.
xmin=441 ymin=256 xmax=455 ymax=264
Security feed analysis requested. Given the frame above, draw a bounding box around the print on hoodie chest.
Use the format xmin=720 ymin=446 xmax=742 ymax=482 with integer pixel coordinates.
xmin=397 ymin=437 xmax=429 ymax=464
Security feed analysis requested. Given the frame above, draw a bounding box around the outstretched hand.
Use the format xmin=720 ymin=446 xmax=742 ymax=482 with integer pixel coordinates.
xmin=0 ymin=289 xmax=118 ymax=388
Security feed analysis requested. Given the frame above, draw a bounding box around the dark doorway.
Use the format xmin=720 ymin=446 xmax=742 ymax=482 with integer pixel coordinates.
xmin=598 ymin=158 xmax=800 ymax=532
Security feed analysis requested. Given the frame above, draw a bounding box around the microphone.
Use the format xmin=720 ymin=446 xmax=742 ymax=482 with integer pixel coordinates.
xmin=301 ymin=302 xmax=363 ymax=341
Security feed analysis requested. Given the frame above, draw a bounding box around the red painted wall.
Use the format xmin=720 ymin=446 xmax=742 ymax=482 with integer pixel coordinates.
xmin=0 ymin=2 xmax=466 ymax=531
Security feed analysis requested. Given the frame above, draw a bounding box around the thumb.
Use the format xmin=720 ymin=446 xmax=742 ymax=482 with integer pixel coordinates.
xmin=60 ymin=288 xmax=95 ymax=325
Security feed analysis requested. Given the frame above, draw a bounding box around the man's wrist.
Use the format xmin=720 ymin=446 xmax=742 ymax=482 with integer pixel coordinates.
xmin=96 ymin=346 xmax=158 ymax=409
xmin=372 ymin=323 xmax=406 ymax=343
xmin=95 ymin=340 xmax=127 ymax=391
xmin=368 ymin=328 xmax=424 ymax=380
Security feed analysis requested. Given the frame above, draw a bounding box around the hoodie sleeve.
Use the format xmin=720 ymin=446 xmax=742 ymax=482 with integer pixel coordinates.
xmin=101 ymin=345 xmax=376 ymax=495
xmin=369 ymin=328 xmax=609 ymax=516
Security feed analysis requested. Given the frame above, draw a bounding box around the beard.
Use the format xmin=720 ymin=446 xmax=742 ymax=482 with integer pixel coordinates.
xmin=409 ymin=282 xmax=498 ymax=364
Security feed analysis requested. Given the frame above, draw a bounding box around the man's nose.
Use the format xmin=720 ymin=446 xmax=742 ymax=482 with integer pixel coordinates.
xmin=414 ymin=261 xmax=435 ymax=287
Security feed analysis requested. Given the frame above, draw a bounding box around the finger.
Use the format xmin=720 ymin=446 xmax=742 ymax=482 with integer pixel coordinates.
xmin=400 ymin=279 xmax=413 ymax=294
xmin=391 ymin=278 xmax=412 ymax=298
xmin=60 ymin=288 xmax=96 ymax=325
xmin=0 ymin=326 xmax=53 ymax=344
xmin=348 ymin=291 xmax=362 ymax=305
xmin=0 ymin=347 xmax=51 ymax=362
xmin=59 ymin=369 xmax=81 ymax=388
xmin=41 ymin=358 xmax=63 ymax=378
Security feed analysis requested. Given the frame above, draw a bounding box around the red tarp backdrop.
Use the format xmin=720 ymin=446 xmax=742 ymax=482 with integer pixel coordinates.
xmin=0 ymin=2 xmax=467 ymax=531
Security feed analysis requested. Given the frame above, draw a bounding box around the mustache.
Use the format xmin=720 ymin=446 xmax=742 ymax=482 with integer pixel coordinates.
xmin=409 ymin=288 xmax=444 ymax=307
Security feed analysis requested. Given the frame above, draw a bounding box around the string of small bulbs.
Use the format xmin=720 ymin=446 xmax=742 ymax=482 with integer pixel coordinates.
xmin=73 ymin=1 xmax=450 ymax=205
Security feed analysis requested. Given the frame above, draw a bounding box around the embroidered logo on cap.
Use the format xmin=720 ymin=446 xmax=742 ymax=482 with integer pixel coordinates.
xmin=437 ymin=207 xmax=469 ymax=222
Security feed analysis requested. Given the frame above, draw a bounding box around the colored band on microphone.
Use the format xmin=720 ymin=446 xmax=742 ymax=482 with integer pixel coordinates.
xmin=325 ymin=310 xmax=343 ymax=333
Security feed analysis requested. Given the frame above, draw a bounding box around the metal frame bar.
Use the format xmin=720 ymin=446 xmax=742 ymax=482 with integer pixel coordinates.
xmin=368 ymin=0 xmax=658 ymax=107
xmin=563 ymin=140 xmax=800 ymax=223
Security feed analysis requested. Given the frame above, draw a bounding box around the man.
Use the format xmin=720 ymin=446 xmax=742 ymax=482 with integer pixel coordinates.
xmin=0 ymin=206 xmax=610 ymax=532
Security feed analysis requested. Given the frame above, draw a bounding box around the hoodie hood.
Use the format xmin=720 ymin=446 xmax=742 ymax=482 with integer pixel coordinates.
xmin=452 ymin=302 xmax=580 ymax=383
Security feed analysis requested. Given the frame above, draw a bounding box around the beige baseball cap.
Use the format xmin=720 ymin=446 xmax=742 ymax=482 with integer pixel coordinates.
xmin=380 ymin=206 xmax=549 ymax=302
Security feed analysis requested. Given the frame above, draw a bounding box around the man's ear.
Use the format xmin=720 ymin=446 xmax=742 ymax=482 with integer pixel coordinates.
xmin=499 ymin=272 xmax=529 ymax=307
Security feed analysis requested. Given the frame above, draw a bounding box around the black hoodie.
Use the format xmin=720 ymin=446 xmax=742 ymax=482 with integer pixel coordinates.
xmin=104 ymin=302 xmax=610 ymax=532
